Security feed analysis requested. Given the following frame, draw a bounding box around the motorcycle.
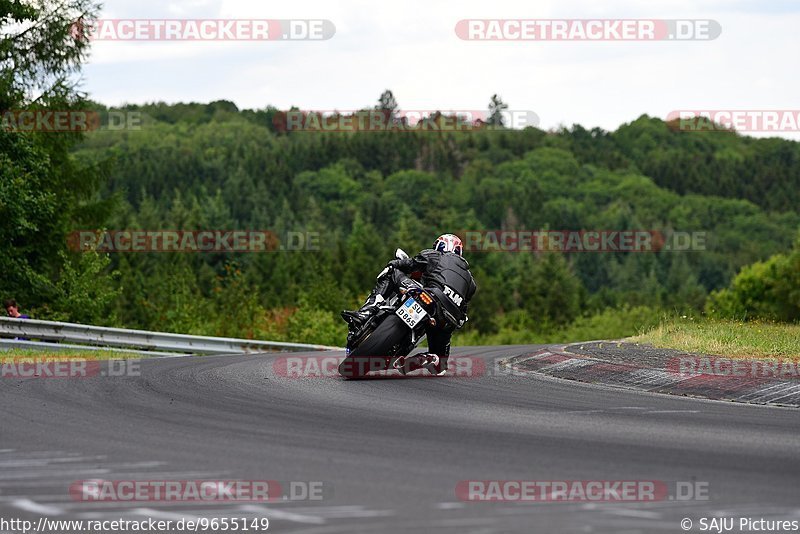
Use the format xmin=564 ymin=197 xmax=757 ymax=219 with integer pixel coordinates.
xmin=338 ymin=248 xmax=460 ymax=379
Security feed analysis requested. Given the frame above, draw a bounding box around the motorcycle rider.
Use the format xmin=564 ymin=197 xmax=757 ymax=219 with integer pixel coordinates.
xmin=341 ymin=233 xmax=477 ymax=376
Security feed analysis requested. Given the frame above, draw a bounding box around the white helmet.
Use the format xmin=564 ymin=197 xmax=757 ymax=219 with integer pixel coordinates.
xmin=434 ymin=234 xmax=463 ymax=256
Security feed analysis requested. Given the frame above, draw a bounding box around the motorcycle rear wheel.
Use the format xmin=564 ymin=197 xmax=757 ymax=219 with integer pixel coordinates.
xmin=339 ymin=315 xmax=408 ymax=379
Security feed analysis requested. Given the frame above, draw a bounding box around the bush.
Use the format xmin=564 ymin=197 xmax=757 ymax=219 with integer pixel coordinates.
xmin=31 ymin=251 xmax=120 ymax=325
xmin=706 ymin=247 xmax=800 ymax=322
xmin=285 ymin=301 xmax=347 ymax=347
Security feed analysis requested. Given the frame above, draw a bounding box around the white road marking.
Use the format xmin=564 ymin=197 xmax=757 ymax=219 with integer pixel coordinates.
xmin=602 ymin=507 xmax=663 ymax=519
xmin=738 ymin=382 xmax=789 ymax=401
xmin=645 ymin=410 xmax=700 ymax=414
xmin=435 ymin=517 xmax=500 ymax=527
xmin=564 ymin=407 xmax=699 ymax=415
xmin=436 ymin=502 xmax=466 ymax=509
xmin=9 ymin=498 xmax=63 ymax=515
xmin=129 ymin=508 xmax=201 ymax=521
xmin=308 ymin=507 xmax=393 ymax=519
xmin=239 ymin=504 xmax=325 ymax=524
xmin=0 ymin=469 xmax=110 ymax=480
xmin=628 ymin=369 xmax=686 ymax=388
xmin=541 ymin=359 xmax=596 ymax=372
xmin=760 ymin=383 xmax=800 ymax=403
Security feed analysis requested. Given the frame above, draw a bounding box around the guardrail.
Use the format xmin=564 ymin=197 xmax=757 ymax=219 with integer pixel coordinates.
xmin=0 ymin=317 xmax=340 ymax=356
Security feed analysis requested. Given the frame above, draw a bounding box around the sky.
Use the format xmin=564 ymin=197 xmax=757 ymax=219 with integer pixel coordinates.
xmin=81 ymin=0 xmax=800 ymax=139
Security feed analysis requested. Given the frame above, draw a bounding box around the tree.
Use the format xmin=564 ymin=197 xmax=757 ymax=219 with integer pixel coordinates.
xmin=376 ymin=89 xmax=399 ymax=116
xmin=518 ymin=253 xmax=582 ymax=329
xmin=0 ymin=0 xmax=116 ymax=323
xmin=1 ymin=0 xmax=99 ymax=109
xmin=488 ymin=94 xmax=508 ymax=127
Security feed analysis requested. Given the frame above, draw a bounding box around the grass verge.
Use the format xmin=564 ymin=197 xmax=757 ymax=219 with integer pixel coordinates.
xmin=0 ymin=348 xmax=150 ymax=361
xmin=454 ymin=306 xmax=661 ymax=346
xmin=629 ymin=318 xmax=800 ymax=358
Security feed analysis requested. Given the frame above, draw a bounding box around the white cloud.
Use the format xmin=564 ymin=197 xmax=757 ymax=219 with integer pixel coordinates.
xmin=83 ymin=0 xmax=800 ymax=139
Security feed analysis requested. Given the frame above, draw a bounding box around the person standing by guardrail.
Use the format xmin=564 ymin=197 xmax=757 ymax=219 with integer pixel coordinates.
xmin=4 ymin=299 xmax=30 ymax=319
xmin=4 ymin=299 xmax=31 ymax=340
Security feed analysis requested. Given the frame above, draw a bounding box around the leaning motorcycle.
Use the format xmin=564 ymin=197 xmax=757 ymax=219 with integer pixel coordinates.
xmin=338 ymin=249 xmax=461 ymax=379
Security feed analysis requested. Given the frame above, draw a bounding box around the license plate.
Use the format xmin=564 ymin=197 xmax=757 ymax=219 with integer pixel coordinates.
xmin=395 ymin=297 xmax=427 ymax=328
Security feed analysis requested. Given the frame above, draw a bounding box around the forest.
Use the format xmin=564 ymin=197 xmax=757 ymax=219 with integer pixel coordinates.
xmin=3 ymin=1 xmax=799 ymax=346
xmin=6 ymin=96 xmax=800 ymax=346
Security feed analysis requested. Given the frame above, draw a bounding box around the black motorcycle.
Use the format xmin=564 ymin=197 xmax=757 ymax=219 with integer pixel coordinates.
xmin=338 ymin=249 xmax=460 ymax=379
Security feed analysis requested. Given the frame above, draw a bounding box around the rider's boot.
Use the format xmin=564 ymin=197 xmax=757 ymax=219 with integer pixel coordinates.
xmin=341 ymin=292 xmax=385 ymax=329
xmin=342 ymin=277 xmax=393 ymax=329
xmin=423 ymin=354 xmax=447 ymax=376
xmin=394 ymin=353 xmax=445 ymax=376
xmin=392 ymin=355 xmax=408 ymax=375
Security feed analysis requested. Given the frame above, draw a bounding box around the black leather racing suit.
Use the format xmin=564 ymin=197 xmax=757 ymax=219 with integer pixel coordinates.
xmin=387 ymin=249 xmax=477 ymax=360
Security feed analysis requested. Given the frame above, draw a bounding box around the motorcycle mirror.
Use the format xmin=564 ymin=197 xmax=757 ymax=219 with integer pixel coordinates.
xmin=395 ymin=248 xmax=409 ymax=260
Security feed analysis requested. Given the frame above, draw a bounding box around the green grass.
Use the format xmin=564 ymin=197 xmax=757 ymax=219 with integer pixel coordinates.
xmin=0 ymin=348 xmax=149 ymax=361
xmin=630 ymin=318 xmax=800 ymax=358
xmin=454 ymin=305 xmax=662 ymax=346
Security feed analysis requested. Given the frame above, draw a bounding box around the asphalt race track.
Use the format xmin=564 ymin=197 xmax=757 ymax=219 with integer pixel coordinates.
xmin=2 ymin=346 xmax=799 ymax=533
